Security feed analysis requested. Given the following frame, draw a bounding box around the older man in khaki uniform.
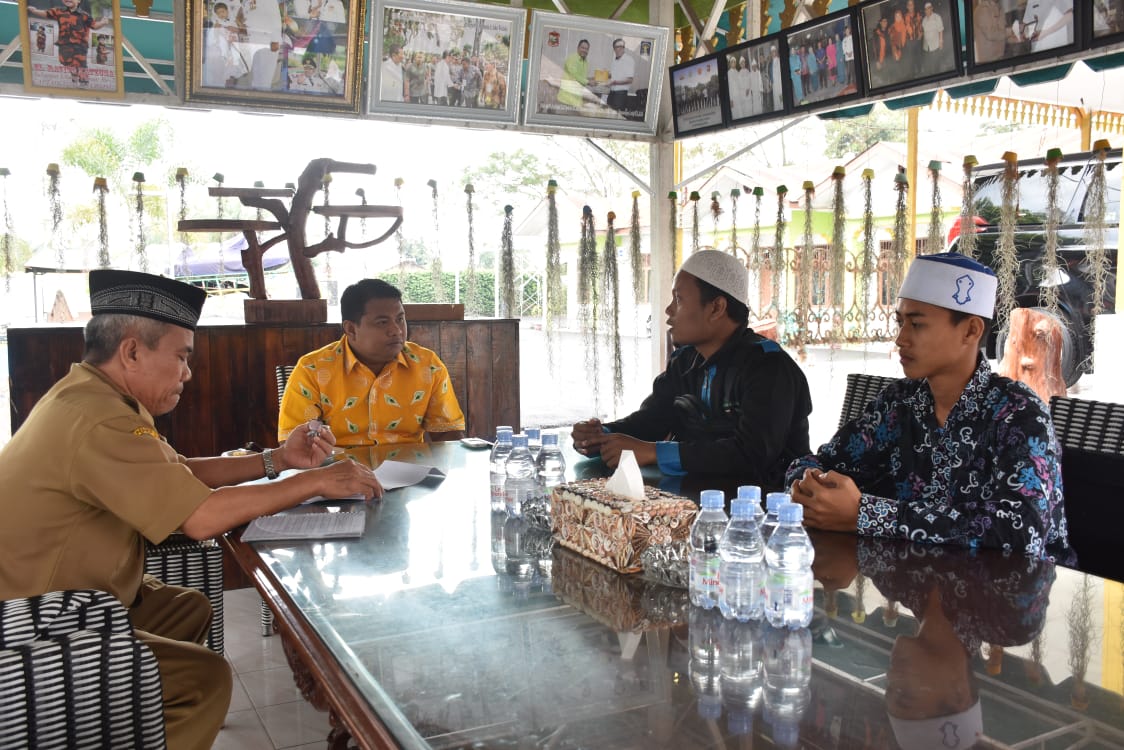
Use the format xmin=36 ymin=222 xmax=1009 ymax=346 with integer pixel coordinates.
xmin=0 ymin=269 xmax=384 ymax=750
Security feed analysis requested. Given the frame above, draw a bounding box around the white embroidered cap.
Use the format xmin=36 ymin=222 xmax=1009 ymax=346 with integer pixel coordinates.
xmin=679 ymin=250 xmax=749 ymax=304
xmin=898 ymin=252 xmax=997 ymax=319
xmin=888 ymin=701 xmax=983 ymax=750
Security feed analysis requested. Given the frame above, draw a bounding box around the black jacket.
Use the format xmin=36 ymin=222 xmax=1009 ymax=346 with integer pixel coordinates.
xmin=606 ymin=327 xmax=812 ymax=488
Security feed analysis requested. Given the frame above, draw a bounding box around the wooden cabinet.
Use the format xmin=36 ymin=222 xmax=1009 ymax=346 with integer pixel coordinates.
xmin=8 ymin=318 xmax=519 ymax=456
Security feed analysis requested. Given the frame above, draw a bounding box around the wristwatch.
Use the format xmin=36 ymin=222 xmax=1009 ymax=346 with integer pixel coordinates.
xmin=262 ymin=448 xmax=279 ymax=480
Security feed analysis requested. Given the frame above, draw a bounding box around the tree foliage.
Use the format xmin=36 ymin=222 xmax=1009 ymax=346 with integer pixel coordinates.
xmin=823 ymin=107 xmax=907 ymax=159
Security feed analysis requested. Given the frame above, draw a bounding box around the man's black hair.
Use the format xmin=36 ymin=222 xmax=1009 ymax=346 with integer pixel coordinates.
xmin=694 ymin=276 xmax=749 ymax=326
xmin=948 ymin=308 xmax=993 ymax=342
xmin=341 ymin=278 xmax=402 ymax=323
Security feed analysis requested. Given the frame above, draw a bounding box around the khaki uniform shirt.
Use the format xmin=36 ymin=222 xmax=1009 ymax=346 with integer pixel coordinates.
xmin=0 ymin=363 xmax=211 ymax=606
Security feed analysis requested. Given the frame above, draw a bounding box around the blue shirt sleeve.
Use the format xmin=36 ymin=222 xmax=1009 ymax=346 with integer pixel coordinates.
xmin=655 ymin=441 xmax=687 ymax=476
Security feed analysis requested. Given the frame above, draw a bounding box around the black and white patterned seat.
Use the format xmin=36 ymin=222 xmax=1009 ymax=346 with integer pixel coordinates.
xmin=144 ymin=536 xmax=225 ymax=653
xmin=0 ymin=589 xmax=166 ymax=749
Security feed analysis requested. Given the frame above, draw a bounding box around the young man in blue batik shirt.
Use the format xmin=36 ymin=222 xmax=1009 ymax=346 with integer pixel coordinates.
xmin=787 ymin=252 xmax=1071 ymax=561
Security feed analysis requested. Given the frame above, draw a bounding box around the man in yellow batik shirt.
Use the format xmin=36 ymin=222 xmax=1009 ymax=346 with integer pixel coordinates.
xmin=279 ymin=279 xmax=466 ymax=447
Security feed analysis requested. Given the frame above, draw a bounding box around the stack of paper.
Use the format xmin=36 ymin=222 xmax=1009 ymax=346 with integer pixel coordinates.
xmin=241 ymin=511 xmax=366 ymax=543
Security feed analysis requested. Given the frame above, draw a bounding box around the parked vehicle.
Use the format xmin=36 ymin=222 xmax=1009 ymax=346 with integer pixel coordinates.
xmin=948 ymin=149 xmax=1120 ymax=386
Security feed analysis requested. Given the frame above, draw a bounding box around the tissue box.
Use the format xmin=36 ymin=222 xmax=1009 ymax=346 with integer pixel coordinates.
xmin=552 ymin=545 xmax=689 ymax=631
xmin=550 ymin=479 xmax=698 ymax=574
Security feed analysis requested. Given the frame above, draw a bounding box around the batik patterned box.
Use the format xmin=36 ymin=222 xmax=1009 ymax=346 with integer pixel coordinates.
xmin=550 ymin=478 xmax=697 ymax=574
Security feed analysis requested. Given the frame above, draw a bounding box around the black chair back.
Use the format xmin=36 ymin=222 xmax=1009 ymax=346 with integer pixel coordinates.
xmin=838 ymin=373 xmax=897 ymax=429
xmin=1050 ymin=396 xmax=1124 ymax=582
xmin=275 ymin=364 xmax=295 ymax=403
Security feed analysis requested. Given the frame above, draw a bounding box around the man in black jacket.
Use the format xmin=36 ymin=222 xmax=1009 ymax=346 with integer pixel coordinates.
xmin=572 ymin=250 xmax=812 ymax=488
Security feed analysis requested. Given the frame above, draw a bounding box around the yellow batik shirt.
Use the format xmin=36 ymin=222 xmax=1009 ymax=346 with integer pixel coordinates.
xmin=278 ymin=336 xmax=465 ymax=447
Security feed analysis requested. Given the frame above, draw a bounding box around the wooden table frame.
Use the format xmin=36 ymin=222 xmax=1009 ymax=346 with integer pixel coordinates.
xmin=222 ymin=533 xmax=400 ymax=750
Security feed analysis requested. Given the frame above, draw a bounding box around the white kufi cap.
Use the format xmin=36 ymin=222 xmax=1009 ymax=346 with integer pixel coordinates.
xmin=898 ymin=252 xmax=997 ymax=319
xmin=679 ymin=250 xmax=749 ymax=304
xmin=889 ymin=701 xmax=983 ymax=750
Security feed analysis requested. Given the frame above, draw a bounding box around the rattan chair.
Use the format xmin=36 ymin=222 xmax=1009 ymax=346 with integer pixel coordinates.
xmin=837 ymin=373 xmax=898 ymax=429
xmin=1049 ymin=396 xmax=1124 ymax=581
xmin=0 ymin=589 xmax=167 ymax=749
xmin=144 ymin=536 xmax=224 ymax=653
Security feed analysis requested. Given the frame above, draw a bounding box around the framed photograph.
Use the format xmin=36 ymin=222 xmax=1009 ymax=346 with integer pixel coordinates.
xmin=966 ymin=0 xmax=1081 ymax=72
xmin=368 ymin=0 xmax=525 ymax=125
xmin=524 ymin=11 xmax=669 ymax=136
xmin=720 ymin=35 xmax=789 ymax=126
xmin=859 ymin=0 xmax=962 ymax=96
xmin=669 ymin=52 xmax=726 ymax=138
xmin=185 ymin=0 xmax=363 ymax=113
xmin=783 ymin=8 xmax=864 ymax=113
xmin=19 ymin=0 xmax=124 ymax=97
xmin=1090 ymin=0 xmax=1124 ymax=46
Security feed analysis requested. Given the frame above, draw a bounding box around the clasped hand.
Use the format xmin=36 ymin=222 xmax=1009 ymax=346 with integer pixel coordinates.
xmin=571 ymin=419 xmax=656 ymax=468
xmin=790 ymin=468 xmax=862 ymax=532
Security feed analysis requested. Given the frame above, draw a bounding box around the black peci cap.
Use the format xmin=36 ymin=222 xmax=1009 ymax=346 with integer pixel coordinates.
xmin=89 ymin=269 xmax=207 ymax=331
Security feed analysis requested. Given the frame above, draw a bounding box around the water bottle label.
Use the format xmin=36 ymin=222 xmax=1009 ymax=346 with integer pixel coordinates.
xmin=691 ymin=552 xmax=721 ymax=594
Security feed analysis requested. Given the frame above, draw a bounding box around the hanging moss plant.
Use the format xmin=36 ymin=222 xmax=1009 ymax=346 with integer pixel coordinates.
xmin=603 ymin=211 xmax=623 ymax=408
xmin=996 ymin=153 xmax=1019 ymax=335
xmin=500 ymin=205 xmax=515 ymax=317
xmin=1084 ymin=140 xmax=1111 ymax=364
xmin=1 ymin=168 xmax=12 ymax=290
xmin=891 ymin=169 xmax=909 ymax=302
xmin=579 ymin=205 xmax=601 ymax=412
xmin=959 ymin=156 xmax=978 ymax=260
xmin=464 ymin=183 xmax=478 ymax=316
xmin=830 ymin=167 xmax=846 ymax=341
xmin=428 ymin=178 xmax=444 ymax=302
xmin=771 ymin=186 xmax=788 ymax=327
xmin=94 ymin=177 xmax=110 ymax=268
xmin=629 ymin=191 xmax=643 ymax=305
xmin=668 ymin=191 xmax=679 ymax=271
xmin=795 ymin=181 xmax=815 ymax=357
xmin=1040 ymin=148 xmax=1062 ymax=315
xmin=47 ymin=163 xmax=63 ymax=270
xmin=545 ymin=180 xmax=563 ymax=367
xmin=860 ymin=169 xmax=875 ymax=341
xmin=133 ymin=172 xmax=148 ymax=272
xmin=394 ymin=178 xmax=407 ymax=289
xmin=709 ymin=191 xmax=722 ymax=247
xmin=175 ymin=168 xmax=189 ymax=249
xmin=689 ymin=190 xmax=701 ymax=253
xmin=213 ymin=173 xmax=226 ymax=273
xmin=926 ymin=160 xmax=943 ymax=255
xmin=729 ymin=188 xmax=740 ymax=254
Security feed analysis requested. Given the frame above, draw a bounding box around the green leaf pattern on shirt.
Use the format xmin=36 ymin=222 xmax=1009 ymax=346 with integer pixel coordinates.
xmin=387 ymin=419 xmax=401 ymax=430
xmin=344 ymin=397 xmax=358 ymax=409
xmin=347 ymin=418 xmax=359 ymax=434
xmin=411 ymin=390 xmax=425 ymax=404
xmin=384 ymin=394 xmax=400 ymax=407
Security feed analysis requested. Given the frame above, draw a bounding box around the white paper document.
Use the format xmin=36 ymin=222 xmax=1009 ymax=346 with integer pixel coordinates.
xmin=374 ymin=460 xmax=446 ymax=490
xmin=240 ymin=510 xmax=366 ymax=543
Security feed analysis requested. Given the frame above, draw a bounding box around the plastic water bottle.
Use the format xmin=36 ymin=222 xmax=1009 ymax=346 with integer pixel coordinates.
xmin=525 ymin=426 xmax=542 ymax=459
xmin=718 ymin=497 xmax=766 ymax=622
xmin=761 ymin=492 xmax=787 ymax=541
xmin=720 ymin=618 xmax=764 ymax=737
xmin=535 ymin=431 xmax=566 ymax=486
xmin=504 ymin=434 xmax=537 ymax=517
xmin=764 ymin=503 xmax=815 ymax=629
xmin=689 ymin=490 xmax=729 ymax=609
xmin=489 ymin=427 xmax=514 ymax=512
xmin=503 ymin=513 xmax=534 ymax=583
xmin=490 ymin=510 xmax=508 ymax=576
xmin=763 ymin=625 xmax=812 ymax=749
xmin=688 ymin=605 xmax=724 ymax=721
xmin=738 ymin=485 xmax=764 ymax=526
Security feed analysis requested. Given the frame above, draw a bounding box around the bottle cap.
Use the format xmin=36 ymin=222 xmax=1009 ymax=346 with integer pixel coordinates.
xmin=511 ymin=434 xmax=528 ymax=449
xmin=778 ymin=502 xmax=804 ymax=524
xmin=525 ymin=427 xmax=541 ymax=440
xmin=765 ymin=492 xmax=788 ymax=512
xmin=737 ymin=485 xmax=761 ymax=502
xmin=731 ymin=498 xmax=755 ymax=518
xmin=699 ymin=489 xmax=724 ymax=510
xmin=496 ymin=426 xmax=513 ymax=443
xmin=541 ymin=432 xmax=559 ymax=446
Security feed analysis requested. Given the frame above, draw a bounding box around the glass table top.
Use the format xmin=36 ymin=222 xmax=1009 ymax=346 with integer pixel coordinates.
xmin=242 ymin=441 xmax=1124 ymax=750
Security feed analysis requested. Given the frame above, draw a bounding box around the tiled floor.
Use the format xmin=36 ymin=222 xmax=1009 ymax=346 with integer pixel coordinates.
xmin=214 ymin=588 xmax=332 ymax=750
